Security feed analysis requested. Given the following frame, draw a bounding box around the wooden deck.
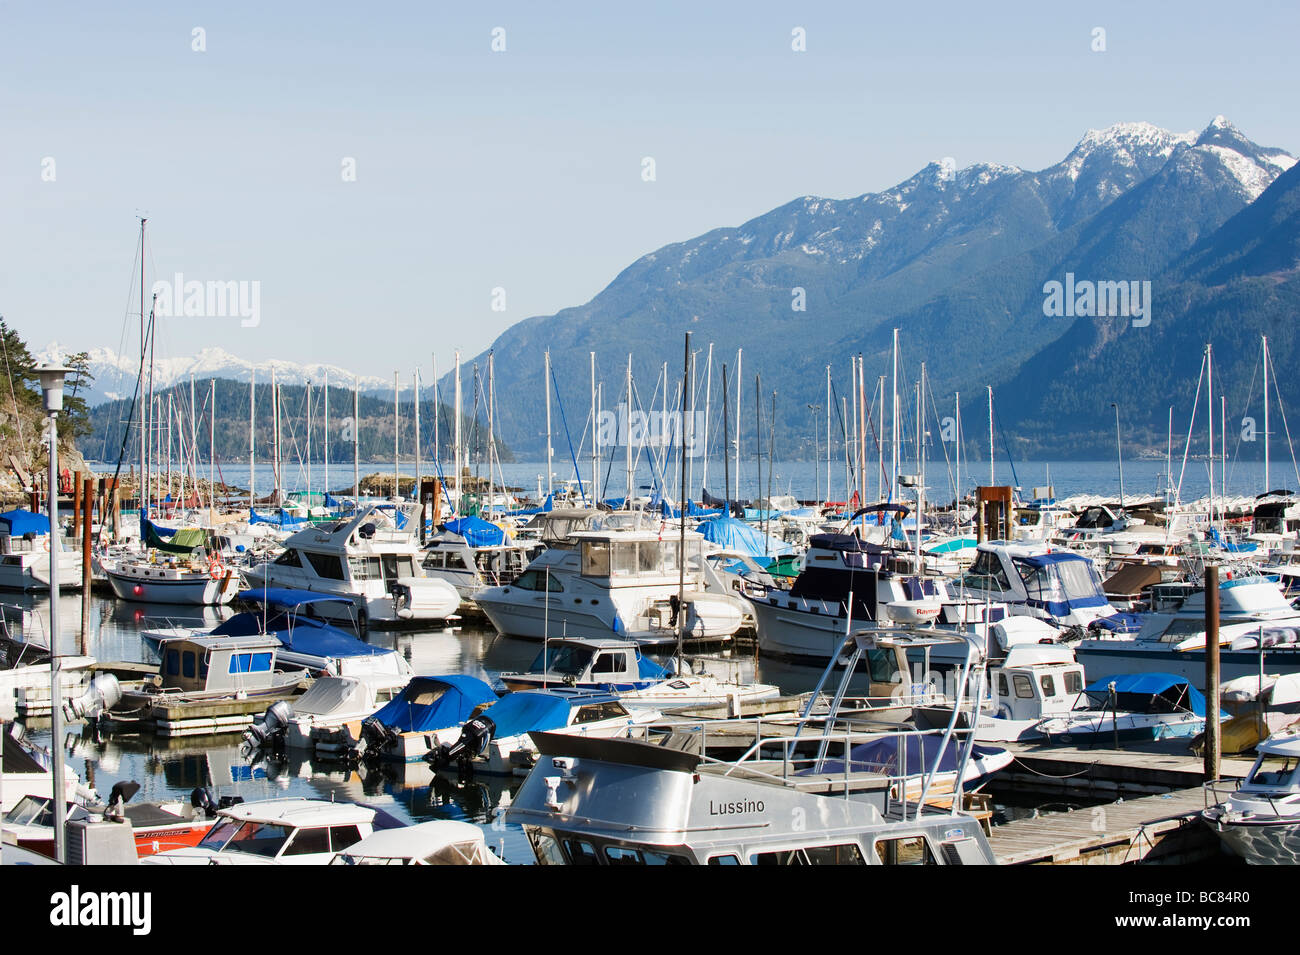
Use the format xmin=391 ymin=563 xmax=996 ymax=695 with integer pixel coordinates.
xmin=988 ymin=787 xmax=1221 ymax=865
xmin=997 ymin=740 xmax=1254 ymax=794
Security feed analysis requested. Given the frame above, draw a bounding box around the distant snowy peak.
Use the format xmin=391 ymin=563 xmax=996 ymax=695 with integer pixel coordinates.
xmin=36 ymin=343 xmax=392 ymax=404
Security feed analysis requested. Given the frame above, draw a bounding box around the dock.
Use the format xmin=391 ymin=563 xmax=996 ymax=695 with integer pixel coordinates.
xmin=988 ymin=787 xmax=1222 ymax=865
xmin=998 ymin=740 xmax=1254 ymax=795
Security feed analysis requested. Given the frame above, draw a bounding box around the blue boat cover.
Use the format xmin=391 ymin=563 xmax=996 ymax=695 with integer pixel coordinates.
xmin=638 ymin=656 xmax=670 ymax=680
xmin=441 ymin=516 xmax=508 ymax=548
xmin=483 ymin=691 xmax=573 ymax=737
xmin=369 ymin=675 xmax=499 ymax=732
xmin=0 ymin=509 xmax=50 ymax=536
xmin=239 ymin=587 xmax=356 ymax=608
xmin=1084 ymin=673 xmax=1212 ymax=717
xmin=696 ymin=515 xmax=794 ymax=558
xmin=1089 ymin=612 xmax=1143 ymax=633
xmin=249 ymin=508 xmax=308 ymax=527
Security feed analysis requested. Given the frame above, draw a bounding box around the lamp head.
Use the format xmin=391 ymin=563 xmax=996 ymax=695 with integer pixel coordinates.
xmin=35 ymin=363 xmax=73 ymax=413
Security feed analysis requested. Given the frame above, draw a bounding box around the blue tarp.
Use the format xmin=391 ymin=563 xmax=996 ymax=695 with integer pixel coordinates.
xmin=1209 ymin=527 xmax=1257 ymax=553
xmin=637 ymin=656 xmax=670 ymax=680
xmin=696 ymin=515 xmax=795 ymax=559
xmin=441 ymin=516 xmax=507 ymax=548
xmin=481 ymin=690 xmax=581 ymax=738
xmin=369 ymin=675 xmax=499 ymax=732
xmin=1090 ymin=612 xmax=1143 ymax=633
xmin=277 ymin=618 xmax=392 ymax=659
xmin=0 ymin=509 xmax=49 ymax=536
xmin=1084 ymin=673 xmax=1214 ymax=717
xmin=238 ymin=587 xmax=355 ymax=609
xmin=249 ymin=508 xmax=309 ymax=527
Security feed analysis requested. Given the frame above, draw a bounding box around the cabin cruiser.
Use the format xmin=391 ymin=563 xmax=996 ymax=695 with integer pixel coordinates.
xmin=1203 ymin=724 xmax=1300 ymax=863
xmin=1033 ymin=673 xmax=1214 ymax=744
xmin=1072 ymin=573 xmax=1300 ymax=686
xmin=967 ymin=641 xmax=1088 ymax=743
xmin=247 ymin=504 xmax=460 ymax=627
xmin=421 ymin=515 xmax=535 ymax=611
xmin=346 ymin=674 xmax=499 ymax=763
xmin=431 ymin=688 xmax=662 ymax=776
xmin=242 ymin=674 xmax=403 ymax=758
xmin=143 ymin=797 xmax=406 ymax=865
xmin=497 ymin=636 xmax=780 ymax=711
xmin=751 ymin=518 xmax=1008 ymax=664
xmin=474 ymin=526 xmax=747 ymax=647
xmin=143 ymin=589 xmax=415 ymax=692
xmin=957 ymin=541 xmax=1126 ymax=630
xmin=1012 ymin=502 xmax=1076 ymax=542
xmin=0 ymin=509 xmax=83 ymax=592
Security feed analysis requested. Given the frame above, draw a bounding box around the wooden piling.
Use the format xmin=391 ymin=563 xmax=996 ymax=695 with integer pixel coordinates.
xmin=1205 ymin=565 xmax=1221 ymax=781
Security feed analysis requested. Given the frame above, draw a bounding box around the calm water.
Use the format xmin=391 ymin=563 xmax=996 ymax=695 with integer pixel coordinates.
xmin=93 ymin=458 xmax=1292 ymax=504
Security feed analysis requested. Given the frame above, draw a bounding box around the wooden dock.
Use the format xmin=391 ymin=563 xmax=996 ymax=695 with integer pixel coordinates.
xmin=997 ymin=740 xmax=1254 ymax=795
xmin=988 ymin=787 xmax=1222 ymax=865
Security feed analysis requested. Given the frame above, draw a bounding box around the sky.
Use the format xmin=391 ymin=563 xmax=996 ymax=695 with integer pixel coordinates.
xmin=4 ymin=0 xmax=1299 ymax=382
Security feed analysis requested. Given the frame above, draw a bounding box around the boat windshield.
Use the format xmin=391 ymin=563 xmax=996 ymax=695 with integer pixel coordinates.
xmin=1247 ymin=757 xmax=1300 ymax=790
xmin=1015 ymin=559 xmax=1104 ymax=604
xmin=219 ymin=820 xmax=296 ymax=856
xmin=959 ymin=551 xmax=1011 ymax=592
xmin=197 ymin=818 xmax=242 ymax=851
xmin=3 ymin=795 xmax=54 ymax=826
xmin=529 ymin=645 xmax=594 ymax=676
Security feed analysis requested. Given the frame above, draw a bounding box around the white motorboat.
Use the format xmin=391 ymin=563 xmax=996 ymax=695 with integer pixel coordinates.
xmin=0 ymin=509 xmax=84 ymax=592
xmin=474 ymin=525 xmax=747 ymax=646
xmin=329 ymin=819 xmax=504 ymax=865
xmin=246 ymin=504 xmax=459 ymax=627
xmin=421 ymin=515 xmax=534 ymax=611
xmin=1204 ymin=725 xmax=1300 ymax=864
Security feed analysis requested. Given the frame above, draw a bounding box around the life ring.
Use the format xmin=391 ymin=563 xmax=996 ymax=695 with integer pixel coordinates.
xmin=42 ymin=538 xmax=50 ymax=552
xmin=207 ymin=557 xmax=225 ymax=580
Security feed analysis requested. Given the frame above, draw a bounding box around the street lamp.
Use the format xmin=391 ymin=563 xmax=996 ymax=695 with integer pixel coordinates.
xmin=1110 ymin=402 xmax=1125 ymax=510
xmin=36 ymin=362 xmax=71 ymax=863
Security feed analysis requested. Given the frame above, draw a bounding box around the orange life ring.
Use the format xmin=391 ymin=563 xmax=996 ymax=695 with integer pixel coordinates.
xmin=42 ymin=538 xmax=50 ymax=552
xmin=208 ymin=557 xmax=224 ymax=580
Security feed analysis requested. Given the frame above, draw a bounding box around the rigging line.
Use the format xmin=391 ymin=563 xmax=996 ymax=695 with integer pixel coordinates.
xmin=548 ymin=361 xmax=587 ymax=505
xmin=991 ymin=401 xmax=1021 ymax=491
xmin=924 ymin=378 xmax=957 ymax=506
xmin=1265 ymin=348 xmax=1300 ymax=491
xmin=1226 ymin=361 xmax=1259 ymax=495
xmin=98 ymin=303 xmax=156 ymax=547
xmin=1176 ymin=350 xmax=1207 ymax=505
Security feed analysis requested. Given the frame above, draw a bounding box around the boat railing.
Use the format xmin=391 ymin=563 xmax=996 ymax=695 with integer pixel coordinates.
xmin=632 ymin=718 xmax=980 ymax=819
xmin=138 ymin=616 xmax=205 ymax=635
xmin=1204 ymin=776 xmax=1300 ymax=815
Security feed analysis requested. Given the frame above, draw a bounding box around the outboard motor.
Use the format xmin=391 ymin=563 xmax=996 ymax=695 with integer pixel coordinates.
xmin=105 ymin=780 xmax=141 ymax=820
xmin=190 ymin=787 xmax=220 ymax=818
xmin=243 ymin=700 xmax=295 ymax=749
xmin=389 ymin=582 xmax=414 ymax=620
xmin=428 ymin=714 xmax=496 ymax=774
xmin=359 ymin=716 xmax=399 ymax=762
xmin=63 ymin=673 xmax=122 ymax=723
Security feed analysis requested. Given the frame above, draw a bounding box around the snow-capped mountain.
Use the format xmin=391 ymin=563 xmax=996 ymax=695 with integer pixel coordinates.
xmin=35 ymin=344 xmax=393 ymax=405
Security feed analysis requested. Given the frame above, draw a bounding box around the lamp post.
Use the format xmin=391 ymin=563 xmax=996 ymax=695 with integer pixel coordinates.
xmin=36 ymin=362 xmax=71 ymax=863
xmin=1110 ymin=403 xmax=1125 ymax=510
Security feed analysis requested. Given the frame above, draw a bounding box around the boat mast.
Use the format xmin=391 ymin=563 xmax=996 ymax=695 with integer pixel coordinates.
xmin=734 ymin=348 xmax=742 ymax=500
xmin=249 ymin=370 xmax=255 ymax=508
xmin=625 ymin=353 xmax=634 ymax=503
xmin=702 ymin=343 xmax=713 ymax=500
xmin=414 ymin=367 xmax=421 ymax=518
xmin=454 ymin=350 xmax=462 ymax=515
xmin=825 ymin=364 xmax=831 ymax=506
xmin=209 ymin=379 xmax=215 ymax=522
xmin=324 ymin=371 xmax=329 ymax=498
xmin=306 ymin=378 xmax=312 ymax=498
xmin=543 ymin=350 xmax=551 ymax=498
xmin=891 ymin=328 xmax=899 ymax=501
xmin=1207 ymin=344 xmax=1215 ymax=530
xmin=877 ymin=375 xmax=885 ymax=504
xmin=988 ymin=386 xmax=994 ymax=487
xmin=722 ymin=364 xmax=731 ymax=510
xmin=590 ymin=352 xmax=597 ymax=505
xmin=677 ymin=332 xmax=691 ymax=672
xmin=1263 ymin=336 xmax=1271 ymax=492
xmin=138 ymin=217 xmax=147 ymax=536
xmin=955 ymin=392 xmax=961 ymax=536
xmin=486 ymin=353 xmax=495 ymax=517
xmin=393 ymin=372 xmax=400 ymax=500
xmin=353 ymin=377 xmax=360 ymax=507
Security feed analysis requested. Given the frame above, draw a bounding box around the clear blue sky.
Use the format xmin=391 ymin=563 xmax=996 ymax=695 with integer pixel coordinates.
xmin=4 ymin=1 xmax=1297 ymax=380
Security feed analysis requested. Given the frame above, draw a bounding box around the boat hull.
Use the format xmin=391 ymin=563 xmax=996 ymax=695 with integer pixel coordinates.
xmin=107 ymin=569 xmax=239 ymax=605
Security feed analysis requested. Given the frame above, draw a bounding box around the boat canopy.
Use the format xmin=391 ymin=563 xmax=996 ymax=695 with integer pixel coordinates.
xmin=483 ymin=690 xmax=609 ymax=738
xmin=144 ymin=520 xmax=207 ymax=554
xmin=249 ymin=508 xmax=309 ymax=528
xmin=440 ymin=516 xmax=509 ymax=548
xmin=369 ymin=675 xmax=498 ymax=732
xmin=239 ymin=587 xmax=356 ymax=609
xmin=696 ymin=515 xmax=794 ymax=559
xmin=0 ymin=509 xmax=49 ymax=536
xmin=1084 ymin=673 xmax=1214 ymax=717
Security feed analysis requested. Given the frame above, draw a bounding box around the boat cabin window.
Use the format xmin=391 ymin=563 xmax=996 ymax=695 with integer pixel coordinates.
xmin=165 ymin=648 xmax=180 ymax=677
xmin=592 ymin=652 xmax=629 ymax=675
xmin=4 ymin=795 xmax=55 ymax=827
xmin=305 ymin=552 xmax=347 ymax=580
xmin=564 ymin=838 xmax=601 ymax=865
xmin=604 ymin=845 xmax=690 ymax=866
xmin=581 ymin=541 xmax=611 ymax=577
xmin=962 ymin=551 xmax=1012 ymax=592
xmin=530 ymin=644 xmax=593 ymax=675
xmin=1039 ymin=674 xmax=1056 ymax=697
xmin=1012 ymin=674 xmax=1034 ymax=699
xmin=873 ymin=836 xmax=937 ymax=865
xmin=752 ymin=844 xmax=866 ymax=866
xmin=571 ymin=701 xmax=630 ymax=724
xmin=998 ymin=674 xmax=1010 ymax=698
xmin=707 ymin=854 xmax=741 ymax=865
xmin=330 ymin=825 xmax=363 ymax=852
xmin=182 ymin=650 xmax=197 ymax=679
xmin=283 ymin=827 xmax=331 ymax=856
xmin=382 ymin=555 xmax=416 ymax=580
xmin=221 ymin=821 xmax=295 ymax=857
xmin=513 ymin=569 xmax=563 ymax=593
xmin=445 ymin=552 xmax=468 ymax=570
xmin=1064 ymin=671 xmax=1083 ymax=694
xmin=528 ymin=831 xmax=567 ymax=865
xmin=229 ymin=652 xmax=273 ymax=674
xmin=274 ymin=549 xmax=303 ymax=568
xmin=1248 ymin=758 xmax=1300 ymax=789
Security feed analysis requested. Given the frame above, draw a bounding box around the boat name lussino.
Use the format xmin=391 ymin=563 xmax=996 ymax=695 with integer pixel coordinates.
xmin=709 ymin=798 xmax=765 ymax=815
